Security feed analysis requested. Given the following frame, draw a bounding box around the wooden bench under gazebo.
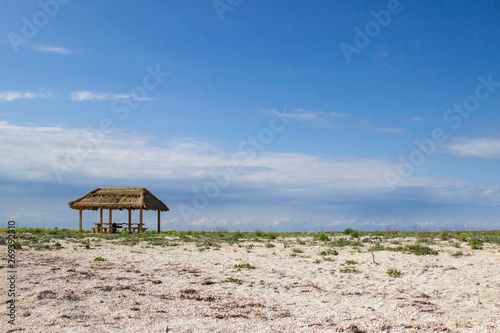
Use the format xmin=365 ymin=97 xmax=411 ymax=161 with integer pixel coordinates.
xmin=68 ymin=187 xmax=169 ymax=234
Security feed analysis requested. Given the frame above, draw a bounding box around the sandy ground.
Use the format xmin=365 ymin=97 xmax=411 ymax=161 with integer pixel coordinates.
xmin=1 ymin=237 xmax=499 ymax=332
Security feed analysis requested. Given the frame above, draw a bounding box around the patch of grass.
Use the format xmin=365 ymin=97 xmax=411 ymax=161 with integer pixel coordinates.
xmin=265 ymin=243 xmax=275 ymax=248
xmin=7 ymin=241 xmax=22 ymax=250
xmin=331 ymin=237 xmax=352 ymax=247
xmin=444 ymin=266 xmax=457 ymax=271
xmin=292 ymin=248 xmax=303 ymax=254
xmin=404 ymin=243 xmax=439 ymax=255
xmin=339 ymin=268 xmax=361 ymax=274
xmin=220 ymin=278 xmax=243 ymax=284
xmin=386 ymin=268 xmax=404 ymax=278
xmin=468 ymin=240 xmax=483 ymax=250
xmin=234 ymin=263 xmax=255 ymax=269
xmin=93 ymin=256 xmax=106 ymax=261
xmin=342 ymin=260 xmax=358 ymax=266
xmin=315 ymin=233 xmax=330 ymax=242
xmin=322 ymin=257 xmax=335 ymax=262
xmin=313 ymin=259 xmax=322 ymax=264
xmin=34 ymin=244 xmax=51 ymax=251
xmin=318 ymin=249 xmax=338 ymax=256
xmin=451 ymin=251 xmax=463 ymax=257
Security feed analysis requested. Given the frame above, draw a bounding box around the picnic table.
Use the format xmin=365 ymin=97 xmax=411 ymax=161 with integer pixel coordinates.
xmin=91 ymin=222 xmax=147 ymax=234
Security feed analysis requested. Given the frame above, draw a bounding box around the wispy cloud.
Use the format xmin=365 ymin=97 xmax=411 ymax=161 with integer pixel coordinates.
xmin=265 ymin=108 xmax=351 ymax=127
xmin=330 ymin=112 xmax=351 ymax=118
xmin=1 ymin=122 xmax=499 ymax=231
xmin=0 ymin=122 xmax=473 ymax=197
xmin=70 ymin=91 xmax=153 ymax=102
xmin=0 ymin=91 xmax=52 ymax=102
xmin=441 ymin=137 xmax=500 ymax=159
xmin=359 ymin=118 xmax=404 ymax=134
xmin=31 ymin=45 xmax=72 ymax=54
xmin=409 ymin=117 xmax=424 ymax=122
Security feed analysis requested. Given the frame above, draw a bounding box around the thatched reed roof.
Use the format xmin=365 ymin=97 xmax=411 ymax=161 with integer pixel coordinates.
xmin=68 ymin=187 xmax=169 ymax=211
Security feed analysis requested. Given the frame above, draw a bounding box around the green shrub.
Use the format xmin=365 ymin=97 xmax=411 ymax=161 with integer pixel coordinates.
xmin=468 ymin=240 xmax=483 ymax=250
xmin=332 ymin=237 xmax=352 ymax=247
xmin=386 ymin=268 xmax=404 ymax=278
xmin=404 ymin=244 xmax=438 ymax=255
xmin=315 ymin=233 xmax=330 ymax=241
xmin=318 ymin=249 xmax=338 ymax=256
xmin=234 ymin=263 xmax=254 ymax=269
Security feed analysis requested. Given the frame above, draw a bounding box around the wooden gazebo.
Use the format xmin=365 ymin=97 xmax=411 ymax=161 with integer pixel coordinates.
xmin=68 ymin=187 xmax=169 ymax=234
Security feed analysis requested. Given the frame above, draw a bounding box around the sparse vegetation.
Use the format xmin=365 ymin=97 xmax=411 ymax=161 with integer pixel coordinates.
xmin=1 ymin=229 xmax=498 ymax=256
xmin=93 ymin=257 xmax=106 ymax=261
xmin=468 ymin=240 xmax=483 ymax=250
xmin=340 ymin=268 xmax=361 ymax=274
xmin=318 ymin=249 xmax=339 ymax=256
xmin=220 ymin=278 xmax=243 ymax=284
xmin=386 ymin=268 xmax=404 ymax=278
xmin=404 ymin=244 xmax=439 ymax=256
xmin=234 ymin=263 xmax=255 ymax=269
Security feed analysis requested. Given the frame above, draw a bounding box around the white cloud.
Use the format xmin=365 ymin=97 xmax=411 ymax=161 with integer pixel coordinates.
xmin=31 ymin=45 xmax=72 ymax=54
xmin=266 ymin=108 xmax=351 ymax=127
xmin=330 ymin=112 xmax=351 ymax=118
xmin=359 ymin=118 xmax=404 ymax=134
xmin=2 ymin=122 xmax=499 ymax=230
xmin=441 ymin=137 xmax=500 ymax=159
xmin=372 ymin=127 xmax=404 ymax=134
xmin=0 ymin=91 xmax=52 ymax=102
xmin=190 ymin=216 xmax=228 ymax=227
xmin=409 ymin=117 xmax=424 ymax=122
xmin=70 ymin=91 xmax=153 ymax=102
xmin=0 ymin=122 xmax=468 ymax=199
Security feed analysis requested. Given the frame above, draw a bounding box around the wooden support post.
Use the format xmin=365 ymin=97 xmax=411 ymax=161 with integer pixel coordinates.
xmin=157 ymin=210 xmax=161 ymax=233
xmin=109 ymin=209 xmax=112 ymax=234
xmin=139 ymin=207 xmax=143 ymax=233
xmin=128 ymin=208 xmax=132 ymax=233
xmin=79 ymin=209 xmax=82 ymax=233
xmin=100 ymin=208 xmax=103 ymax=233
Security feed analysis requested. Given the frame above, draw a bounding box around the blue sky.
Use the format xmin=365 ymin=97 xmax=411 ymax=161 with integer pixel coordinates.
xmin=1 ymin=0 xmax=500 ymax=231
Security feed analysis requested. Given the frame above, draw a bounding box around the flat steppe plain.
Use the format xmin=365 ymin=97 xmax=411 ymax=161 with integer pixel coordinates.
xmin=2 ymin=231 xmax=499 ymax=332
